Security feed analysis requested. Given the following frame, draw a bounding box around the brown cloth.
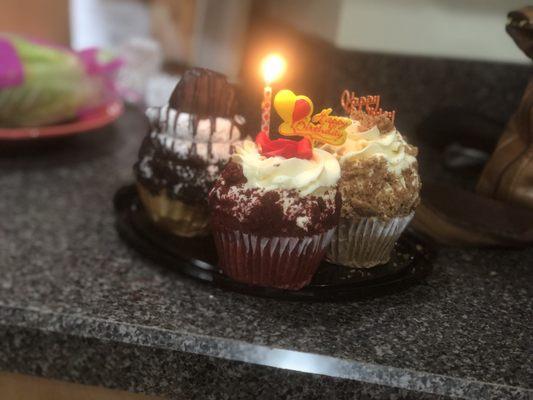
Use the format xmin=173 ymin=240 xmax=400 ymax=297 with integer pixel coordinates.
xmin=476 ymin=6 xmax=533 ymax=209
xmin=413 ymin=182 xmax=533 ymax=247
xmin=506 ymin=7 xmax=533 ymax=59
xmin=412 ymin=7 xmax=533 ymax=247
xmin=477 ymin=79 xmax=533 ymax=209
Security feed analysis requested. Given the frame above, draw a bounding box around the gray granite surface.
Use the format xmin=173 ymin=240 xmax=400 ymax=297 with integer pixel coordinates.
xmin=0 ymin=104 xmax=532 ymax=399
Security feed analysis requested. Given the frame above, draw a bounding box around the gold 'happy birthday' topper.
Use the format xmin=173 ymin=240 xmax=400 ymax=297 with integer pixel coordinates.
xmin=340 ymin=90 xmax=396 ymax=124
xmin=273 ymin=90 xmax=351 ymax=146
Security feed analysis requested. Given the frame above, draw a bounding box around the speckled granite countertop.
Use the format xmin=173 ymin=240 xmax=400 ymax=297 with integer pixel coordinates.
xmin=0 ymin=108 xmax=531 ymax=400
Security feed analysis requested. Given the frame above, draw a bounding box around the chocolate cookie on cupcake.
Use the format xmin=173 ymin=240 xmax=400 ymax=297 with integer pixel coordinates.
xmin=134 ymin=68 xmax=244 ymax=237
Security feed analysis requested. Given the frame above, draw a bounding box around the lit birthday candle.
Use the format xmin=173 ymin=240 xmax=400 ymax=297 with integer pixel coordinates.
xmin=260 ymin=53 xmax=286 ymax=136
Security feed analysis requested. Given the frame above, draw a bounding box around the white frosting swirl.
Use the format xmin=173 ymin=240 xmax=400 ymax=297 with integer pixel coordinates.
xmin=232 ymin=141 xmax=340 ymax=196
xmin=145 ymin=105 xmax=243 ymax=163
xmin=329 ymin=121 xmax=417 ymax=175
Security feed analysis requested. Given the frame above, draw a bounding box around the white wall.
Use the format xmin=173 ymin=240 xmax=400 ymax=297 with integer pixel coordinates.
xmin=336 ymin=0 xmax=530 ymax=64
xmin=70 ymin=0 xmax=530 ymax=75
xmin=70 ymin=0 xmax=151 ymax=49
xmin=258 ymin=0 xmax=341 ymax=43
xmin=192 ymin=0 xmax=252 ymax=80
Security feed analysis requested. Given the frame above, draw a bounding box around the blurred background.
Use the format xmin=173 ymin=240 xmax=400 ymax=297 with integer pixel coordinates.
xmin=1 ymin=3 xmax=532 ymax=399
xmin=1 ymin=0 xmax=531 ymax=184
xmin=2 ymin=0 xmax=529 ymax=95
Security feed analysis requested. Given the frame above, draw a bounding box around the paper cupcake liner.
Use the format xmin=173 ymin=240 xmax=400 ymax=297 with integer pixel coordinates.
xmin=213 ymin=228 xmax=335 ymax=290
xmin=327 ymin=213 xmax=414 ymax=268
xmin=137 ymin=184 xmax=210 ymax=237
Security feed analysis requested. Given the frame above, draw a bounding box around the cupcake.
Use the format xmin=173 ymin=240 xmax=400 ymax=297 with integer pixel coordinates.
xmin=134 ymin=68 xmax=244 ymax=237
xmin=324 ymin=110 xmax=421 ymax=268
xmin=208 ymin=132 xmax=341 ymax=290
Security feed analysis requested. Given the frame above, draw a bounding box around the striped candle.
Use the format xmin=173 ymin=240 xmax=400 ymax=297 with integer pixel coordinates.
xmin=261 ymin=85 xmax=272 ymax=135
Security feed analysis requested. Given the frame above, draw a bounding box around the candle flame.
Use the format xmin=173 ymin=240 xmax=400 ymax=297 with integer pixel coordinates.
xmin=261 ymin=53 xmax=286 ymax=85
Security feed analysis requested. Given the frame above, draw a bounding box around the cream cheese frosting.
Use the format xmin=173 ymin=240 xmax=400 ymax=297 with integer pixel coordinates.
xmin=231 ymin=141 xmax=340 ymax=196
xmin=326 ymin=121 xmax=417 ymax=175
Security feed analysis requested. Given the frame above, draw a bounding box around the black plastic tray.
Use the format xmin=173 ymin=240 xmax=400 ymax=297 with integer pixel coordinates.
xmin=114 ymin=185 xmax=433 ymax=301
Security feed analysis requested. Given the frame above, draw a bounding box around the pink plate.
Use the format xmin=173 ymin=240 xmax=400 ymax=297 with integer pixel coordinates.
xmin=0 ymin=101 xmax=124 ymax=140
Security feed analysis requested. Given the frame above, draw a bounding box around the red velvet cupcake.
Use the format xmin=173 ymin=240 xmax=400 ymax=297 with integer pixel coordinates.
xmin=208 ymin=133 xmax=341 ymax=290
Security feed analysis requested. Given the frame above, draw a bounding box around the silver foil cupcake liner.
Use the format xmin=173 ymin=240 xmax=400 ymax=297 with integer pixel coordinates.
xmin=213 ymin=228 xmax=335 ymax=290
xmin=327 ymin=213 xmax=414 ymax=268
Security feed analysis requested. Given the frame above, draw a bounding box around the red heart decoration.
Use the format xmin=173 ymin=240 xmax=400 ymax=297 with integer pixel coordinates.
xmin=255 ymin=131 xmax=312 ymax=160
xmin=292 ymin=98 xmax=311 ymax=122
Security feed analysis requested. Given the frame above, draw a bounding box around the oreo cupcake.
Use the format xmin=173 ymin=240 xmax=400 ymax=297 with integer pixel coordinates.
xmin=134 ymin=68 xmax=244 ymax=237
xmin=209 ymin=132 xmax=341 ymax=290
xmin=324 ymin=110 xmax=421 ymax=268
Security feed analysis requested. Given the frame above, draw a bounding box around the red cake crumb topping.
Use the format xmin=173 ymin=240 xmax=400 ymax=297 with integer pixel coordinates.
xmin=209 ymin=162 xmax=340 ymax=237
xmin=220 ymin=161 xmax=248 ymax=186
